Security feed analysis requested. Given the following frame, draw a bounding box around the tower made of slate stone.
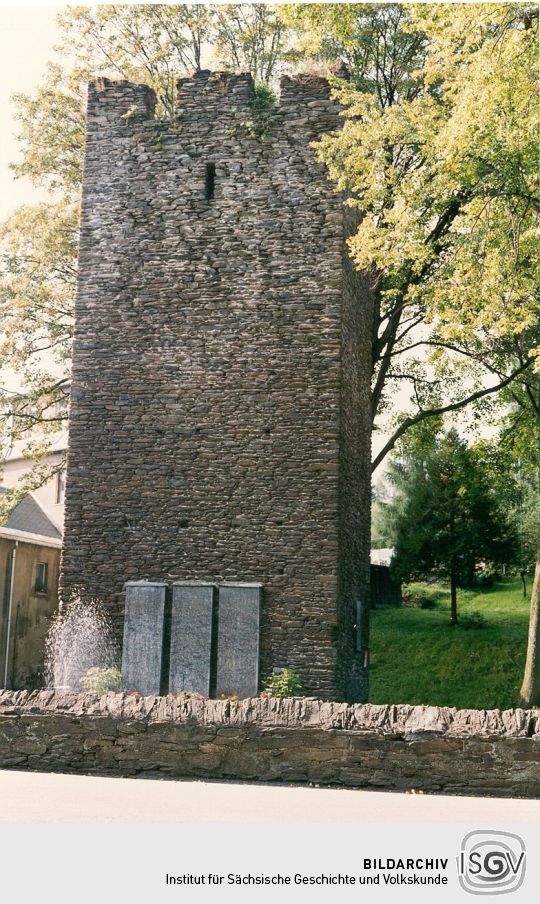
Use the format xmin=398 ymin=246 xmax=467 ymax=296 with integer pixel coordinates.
xmin=61 ymin=70 xmax=372 ymax=702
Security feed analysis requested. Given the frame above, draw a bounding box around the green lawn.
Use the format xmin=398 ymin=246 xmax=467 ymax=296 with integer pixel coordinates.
xmin=369 ymin=577 xmax=530 ymax=710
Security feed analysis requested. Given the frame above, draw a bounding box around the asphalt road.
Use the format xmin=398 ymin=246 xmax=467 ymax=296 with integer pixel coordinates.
xmin=1 ymin=769 xmax=539 ymax=822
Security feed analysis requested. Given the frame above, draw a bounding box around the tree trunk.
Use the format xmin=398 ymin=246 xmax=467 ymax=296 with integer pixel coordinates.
xmin=520 ymin=569 xmax=527 ymax=598
xmin=450 ymin=562 xmax=458 ymax=625
xmin=519 ymin=554 xmax=540 ymax=706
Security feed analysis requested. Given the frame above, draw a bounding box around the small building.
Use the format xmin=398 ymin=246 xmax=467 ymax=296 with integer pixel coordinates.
xmin=0 ymin=493 xmax=62 ymax=689
xmin=370 ymin=549 xmax=402 ymax=608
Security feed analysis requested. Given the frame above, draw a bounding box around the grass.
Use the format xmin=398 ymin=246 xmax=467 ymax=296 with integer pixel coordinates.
xmin=369 ymin=577 xmax=530 ymax=710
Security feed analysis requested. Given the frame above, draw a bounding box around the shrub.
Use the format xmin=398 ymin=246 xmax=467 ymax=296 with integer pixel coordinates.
xmin=81 ymin=666 xmax=121 ymax=693
xmin=250 ymin=83 xmax=277 ymax=111
xmin=262 ymin=668 xmax=304 ymax=698
xmin=418 ymin=597 xmax=437 ymax=610
xmin=458 ymin=611 xmax=486 ymax=630
xmin=229 ymin=83 xmax=278 ymax=140
xmin=474 ymin=572 xmax=494 ymax=589
xmin=403 ymin=583 xmax=444 ymax=609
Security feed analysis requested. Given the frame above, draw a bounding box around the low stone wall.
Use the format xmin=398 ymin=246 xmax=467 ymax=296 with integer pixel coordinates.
xmin=0 ymin=691 xmax=538 ymax=798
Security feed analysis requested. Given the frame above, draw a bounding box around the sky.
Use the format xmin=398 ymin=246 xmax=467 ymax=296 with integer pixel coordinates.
xmin=0 ymin=6 xmax=62 ymax=220
xmin=0 ymin=6 xmax=64 ymax=395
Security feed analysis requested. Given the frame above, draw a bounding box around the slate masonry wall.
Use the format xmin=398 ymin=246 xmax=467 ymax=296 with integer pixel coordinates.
xmin=1 ymin=692 xmax=538 ymax=798
xmin=61 ymin=71 xmax=372 ymax=701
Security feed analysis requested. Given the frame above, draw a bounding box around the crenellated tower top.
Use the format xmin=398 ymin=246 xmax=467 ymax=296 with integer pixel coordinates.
xmin=86 ymin=68 xmax=344 ymax=135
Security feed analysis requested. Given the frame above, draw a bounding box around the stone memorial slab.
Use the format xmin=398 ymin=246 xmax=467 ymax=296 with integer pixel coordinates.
xmin=216 ymin=584 xmax=261 ymax=698
xmin=121 ymin=581 xmax=167 ymax=696
xmin=169 ymin=582 xmax=215 ymax=696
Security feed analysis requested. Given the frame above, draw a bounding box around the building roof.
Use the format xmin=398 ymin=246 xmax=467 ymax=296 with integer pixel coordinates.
xmin=370 ymin=548 xmax=394 ymax=567
xmin=0 ymin=489 xmax=62 ymax=540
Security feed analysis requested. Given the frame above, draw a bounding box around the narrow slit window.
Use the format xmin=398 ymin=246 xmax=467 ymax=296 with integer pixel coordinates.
xmin=205 ymin=162 xmax=216 ymax=200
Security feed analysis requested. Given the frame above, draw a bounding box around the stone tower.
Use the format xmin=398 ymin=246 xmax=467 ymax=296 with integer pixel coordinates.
xmin=62 ymin=70 xmax=372 ymax=701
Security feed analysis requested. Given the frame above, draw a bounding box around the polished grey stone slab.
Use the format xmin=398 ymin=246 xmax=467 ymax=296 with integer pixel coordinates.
xmin=121 ymin=582 xmax=167 ymax=696
xmin=216 ymin=584 xmax=261 ymax=698
xmin=169 ymin=582 xmax=215 ymax=696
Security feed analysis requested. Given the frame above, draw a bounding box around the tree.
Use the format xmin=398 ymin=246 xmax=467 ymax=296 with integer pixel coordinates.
xmin=470 ymin=440 xmax=539 ymax=590
xmin=213 ymin=4 xmax=296 ymax=84
xmin=0 ymin=199 xmax=75 ymax=520
xmin=313 ymin=3 xmax=538 ymax=469
xmin=11 ymin=63 xmax=85 ymax=196
xmin=57 ymin=5 xmax=213 ymax=116
xmin=499 ymin=349 xmax=540 ymax=706
xmin=0 ymin=202 xmax=75 ymax=400
xmin=58 ymin=5 xmax=291 ymax=112
xmin=385 ymin=428 xmax=517 ymax=624
xmin=488 ymin=340 xmax=540 ymax=706
xmin=521 ymin=559 xmax=540 ymax=704
xmin=281 ymin=3 xmax=427 ymax=104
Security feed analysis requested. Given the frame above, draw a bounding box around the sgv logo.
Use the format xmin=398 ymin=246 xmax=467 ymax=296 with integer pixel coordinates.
xmin=458 ymin=830 xmax=526 ymax=895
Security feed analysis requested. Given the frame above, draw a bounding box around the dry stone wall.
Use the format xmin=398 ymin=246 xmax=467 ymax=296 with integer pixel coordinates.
xmin=1 ymin=691 xmax=538 ymax=798
xmin=61 ymin=71 xmax=372 ymax=701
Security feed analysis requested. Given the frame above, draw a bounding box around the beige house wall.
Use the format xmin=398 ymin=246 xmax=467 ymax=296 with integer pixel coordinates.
xmin=0 ymin=537 xmax=60 ymax=689
xmin=0 ymin=451 xmax=65 ymax=532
